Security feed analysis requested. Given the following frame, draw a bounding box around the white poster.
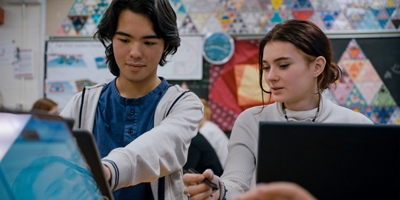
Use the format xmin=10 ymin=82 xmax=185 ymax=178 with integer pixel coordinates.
xmin=13 ymin=48 xmax=34 ymax=78
xmin=157 ymin=36 xmax=203 ymax=80
xmin=45 ymin=41 xmax=114 ymax=110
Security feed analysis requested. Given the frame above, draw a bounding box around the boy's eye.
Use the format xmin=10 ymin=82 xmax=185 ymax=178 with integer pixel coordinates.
xmin=119 ymin=39 xmax=129 ymax=43
xmin=145 ymin=41 xmax=156 ymax=45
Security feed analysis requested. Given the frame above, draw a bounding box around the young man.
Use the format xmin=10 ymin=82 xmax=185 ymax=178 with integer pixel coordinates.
xmin=60 ymin=0 xmax=203 ymax=199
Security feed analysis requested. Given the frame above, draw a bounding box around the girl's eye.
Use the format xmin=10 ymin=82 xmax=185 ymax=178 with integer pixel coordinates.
xmin=262 ymin=66 xmax=270 ymax=71
xmin=280 ymin=64 xmax=289 ymax=68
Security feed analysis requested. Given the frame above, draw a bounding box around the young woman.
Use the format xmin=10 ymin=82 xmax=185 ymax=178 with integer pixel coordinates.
xmin=182 ymin=19 xmax=373 ymax=200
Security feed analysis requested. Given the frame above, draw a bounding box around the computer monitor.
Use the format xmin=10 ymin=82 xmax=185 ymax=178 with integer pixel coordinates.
xmin=257 ymin=121 xmax=400 ymax=200
xmin=0 ymin=111 xmax=106 ymax=200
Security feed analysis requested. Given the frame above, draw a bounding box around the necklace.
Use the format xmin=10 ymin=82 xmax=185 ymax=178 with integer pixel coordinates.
xmin=282 ymin=101 xmax=320 ymax=123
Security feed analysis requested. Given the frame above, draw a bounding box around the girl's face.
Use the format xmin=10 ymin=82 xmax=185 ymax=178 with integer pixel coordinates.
xmin=262 ymin=41 xmax=318 ymax=110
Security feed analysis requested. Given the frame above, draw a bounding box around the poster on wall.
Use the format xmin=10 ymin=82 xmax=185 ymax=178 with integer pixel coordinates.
xmin=157 ymin=36 xmax=203 ymax=80
xmin=13 ymin=48 xmax=34 ymax=78
xmin=45 ymin=41 xmax=114 ymax=110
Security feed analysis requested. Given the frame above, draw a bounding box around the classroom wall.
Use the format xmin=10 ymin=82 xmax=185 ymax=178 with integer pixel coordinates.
xmin=0 ymin=0 xmax=72 ymax=110
xmin=0 ymin=0 xmax=44 ymax=110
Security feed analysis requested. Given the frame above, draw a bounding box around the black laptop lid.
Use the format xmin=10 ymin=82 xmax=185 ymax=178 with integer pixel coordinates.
xmin=257 ymin=122 xmax=400 ymax=200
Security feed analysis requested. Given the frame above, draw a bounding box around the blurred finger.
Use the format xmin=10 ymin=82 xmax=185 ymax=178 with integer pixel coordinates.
xmin=183 ymin=173 xmax=206 ymax=186
xmin=185 ymin=181 xmax=214 ymax=200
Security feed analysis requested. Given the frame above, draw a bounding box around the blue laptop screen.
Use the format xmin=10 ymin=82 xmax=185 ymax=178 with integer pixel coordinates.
xmin=0 ymin=112 xmax=103 ymax=200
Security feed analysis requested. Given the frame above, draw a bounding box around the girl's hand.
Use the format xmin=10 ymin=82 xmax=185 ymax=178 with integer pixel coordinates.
xmin=183 ymin=169 xmax=220 ymax=200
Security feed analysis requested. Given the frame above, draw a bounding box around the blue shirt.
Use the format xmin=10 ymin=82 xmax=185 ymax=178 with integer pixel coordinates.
xmin=93 ymin=77 xmax=171 ymax=200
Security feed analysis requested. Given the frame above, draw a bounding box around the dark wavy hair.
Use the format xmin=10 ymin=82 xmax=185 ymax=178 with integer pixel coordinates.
xmin=258 ymin=19 xmax=341 ymax=104
xmin=94 ymin=0 xmax=180 ymax=76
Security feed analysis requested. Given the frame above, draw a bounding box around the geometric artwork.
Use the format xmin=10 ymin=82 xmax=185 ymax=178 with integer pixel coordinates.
xmin=56 ymin=0 xmax=400 ymax=36
xmin=208 ymin=39 xmax=260 ymax=131
xmin=330 ymin=39 xmax=399 ymax=124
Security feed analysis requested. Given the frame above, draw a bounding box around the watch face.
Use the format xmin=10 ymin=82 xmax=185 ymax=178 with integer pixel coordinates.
xmin=203 ymin=32 xmax=235 ymax=65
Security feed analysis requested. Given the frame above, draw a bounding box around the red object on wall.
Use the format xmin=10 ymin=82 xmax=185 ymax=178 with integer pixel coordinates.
xmin=208 ymin=39 xmax=275 ymax=131
xmin=0 ymin=7 xmax=4 ymax=25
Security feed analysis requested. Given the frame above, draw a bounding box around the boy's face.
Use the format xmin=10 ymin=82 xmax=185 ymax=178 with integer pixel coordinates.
xmin=112 ymin=9 xmax=165 ymax=85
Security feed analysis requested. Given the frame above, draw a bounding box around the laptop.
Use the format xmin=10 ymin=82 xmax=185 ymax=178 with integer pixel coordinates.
xmin=0 ymin=111 xmax=113 ymax=200
xmin=257 ymin=121 xmax=400 ymax=200
xmin=62 ymin=117 xmax=114 ymax=200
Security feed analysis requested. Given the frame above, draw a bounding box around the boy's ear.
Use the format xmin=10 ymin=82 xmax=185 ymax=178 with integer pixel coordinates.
xmin=313 ymin=56 xmax=326 ymax=77
xmin=164 ymin=45 xmax=169 ymax=52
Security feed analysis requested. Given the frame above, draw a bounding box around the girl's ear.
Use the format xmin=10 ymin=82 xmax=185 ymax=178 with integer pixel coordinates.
xmin=313 ymin=56 xmax=326 ymax=77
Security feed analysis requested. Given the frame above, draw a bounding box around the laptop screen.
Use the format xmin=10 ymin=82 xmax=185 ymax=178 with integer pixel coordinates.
xmin=257 ymin=121 xmax=400 ymax=200
xmin=0 ymin=111 xmax=103 ymax=200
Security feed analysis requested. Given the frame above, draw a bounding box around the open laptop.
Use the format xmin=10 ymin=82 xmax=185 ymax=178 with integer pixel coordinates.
xmin=0 ymin=111 xmax=113 ymax=200
xmin=257 ymin=121 xmax=400 ymax=200
xmin=62 ymin=117 xmax=114 ymax=200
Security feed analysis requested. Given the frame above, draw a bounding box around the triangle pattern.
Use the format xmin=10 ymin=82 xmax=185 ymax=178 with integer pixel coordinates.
xmin=359 ymin=9 xmax=382 ymax=30
xmin=370 ymin=84 xmax=397 ymax=106
xmin=55 ymin=0 xmax=400 ymax=36
xmin=342 ymin=39 xmax=366 ymax=60
xmin=355 ymin=60 xmax=382 ymax=82
xmin=231 ymin=0 xmax=245 ymax=12
xmin=189 ymin=13 xmax=211 ymax=33
xmin=354 ymin=82 xmax=382 ymax=105
xmin=215 ymin=11 xmax=235 ymax=32
xmin=376 ymin=8 xmax=390 ymax=28
xmin=179 ymin=15 xmax=198 ymax=34
xmin=320 ymin=10 xmax=340 ymax=30
xmin=241 ymin=0 xmax=263 ymax=12
xmin=241 ymin=12 xmax=262 ymax=34
xmin=344 ymin=7 xmax=366 ymax=29
xmin=341 ymin=60 xmax=366 ymax=81
xmin=388 ymin=107 xmax=400 ymax=124
xmin=69 ymin=15 xmax=89 ymax=33
xmin=170 ymin=0 xmax=186 ymax=13
xmin=56 ymin=26 xmax=67 ymax=35
xmin=258 ymin=0 xmax=270 ymax=10
xmin=331 ymin=69 xmax=353 ymax=105
xmin=332 ymin=11 xmax=353 ymax=30
xmin=343 ymin=85 xmax=368 ymax=107
xmin=291 ymin=0 xmax=314 ymax=20
xmin=369 ymin=106 xmax=395 ymax=124
xmin=228 ymin=12 xmax=248 ymax=34
xmin=271 ymin=0 xmax=284 ymax=11
xmin=200 ymin=14 xmax=224 ymax=34
xmin=57 ymin=17 xmax=73 ymax=36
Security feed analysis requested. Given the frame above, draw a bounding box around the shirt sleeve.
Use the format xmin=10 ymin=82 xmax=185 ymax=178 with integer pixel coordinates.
xmin=220 ymin=109 xmax=260 ymax=198
xmin=102 ymin=91 xmax=203 ymax=190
